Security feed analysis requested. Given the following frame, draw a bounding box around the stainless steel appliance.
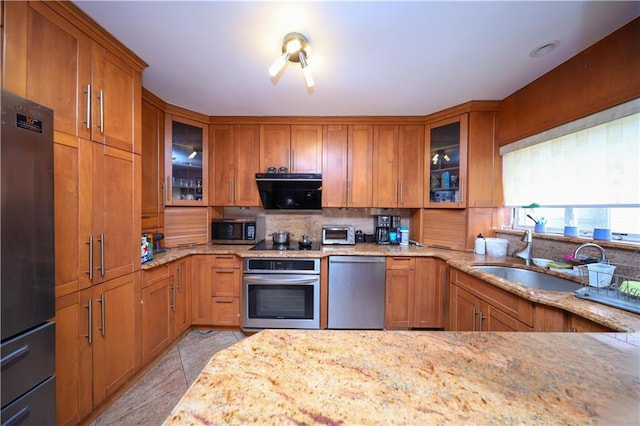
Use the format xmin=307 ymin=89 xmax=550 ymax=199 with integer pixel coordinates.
xmin=1 ymin=90 xmax=56 ymax=424
xmin=374 ymin=215 xmax=401 ymax=244
xmin=242 ymin=258 xmax=320 ymax=331
xmin=328 ymin=256 xmax=386 ymax=329
xmin=322 ymin=225 xmax=355 ymax=245
xmin=255 ymin=173 xmax=322 ymax=211
xmin=211 ymin=217 xmax=265 ymax=244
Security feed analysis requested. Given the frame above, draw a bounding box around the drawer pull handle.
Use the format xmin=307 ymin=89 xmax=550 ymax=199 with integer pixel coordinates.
xmin=0 ymin=345 xmax=29 ymax=368
xmin=2 ymin=406 xmax=30 ymax=426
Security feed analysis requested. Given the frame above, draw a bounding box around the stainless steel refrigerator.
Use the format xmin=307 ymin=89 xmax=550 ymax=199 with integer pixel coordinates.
xmin=1 ymin=90 xmax=56 ymax=424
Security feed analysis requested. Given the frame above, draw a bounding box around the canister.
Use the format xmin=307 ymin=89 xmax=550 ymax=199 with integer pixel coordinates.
xmin=399 ymin=226 xmax=409 ymax=246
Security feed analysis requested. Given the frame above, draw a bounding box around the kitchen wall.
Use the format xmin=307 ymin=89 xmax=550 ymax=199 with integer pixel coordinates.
xmin=223 ymin=207 xmax=413 ymax=243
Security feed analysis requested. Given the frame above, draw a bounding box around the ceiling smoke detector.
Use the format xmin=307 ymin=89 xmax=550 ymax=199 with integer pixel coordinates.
xmin=530 ymin=40 xmax=559 ymax=58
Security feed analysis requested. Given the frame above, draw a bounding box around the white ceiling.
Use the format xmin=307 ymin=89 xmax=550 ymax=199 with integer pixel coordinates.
xmin=75 ymin=1 xmax=639 ymax=117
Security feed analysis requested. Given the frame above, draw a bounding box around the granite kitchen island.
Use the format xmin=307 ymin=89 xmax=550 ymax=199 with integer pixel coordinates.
xmin=164 ymin=330 xmax=639 ymax=425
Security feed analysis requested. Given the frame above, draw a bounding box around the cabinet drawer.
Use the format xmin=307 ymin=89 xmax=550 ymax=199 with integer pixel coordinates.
xmin=451 ymin=268 xmax=534 ymax=327
xmin=386 ymin=257 xmax=416 ymax=270
xmin=212 ymin=297 xmax=240 ymax=326
xmin=212 ymin=268 xmax=240 ymax=297
xmin=142 ymin=264 xmax=171 ymax=288
xmin=212 ymin=255 xmax=239 ymax=269
xmin=1 ymin=322 xmax=55 ymax=407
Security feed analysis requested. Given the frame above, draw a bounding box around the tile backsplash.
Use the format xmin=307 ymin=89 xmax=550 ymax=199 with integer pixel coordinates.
xmin=222 ymin=207 xmax=412 ymax=242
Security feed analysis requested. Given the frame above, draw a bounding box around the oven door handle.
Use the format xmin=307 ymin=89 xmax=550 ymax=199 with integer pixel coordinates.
xmin=243 ymin=275 xmax=318 ymax=285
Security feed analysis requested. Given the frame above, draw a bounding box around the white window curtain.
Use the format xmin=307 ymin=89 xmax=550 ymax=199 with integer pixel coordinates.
xmin=501 ymin=100 xmax=640 ymax=207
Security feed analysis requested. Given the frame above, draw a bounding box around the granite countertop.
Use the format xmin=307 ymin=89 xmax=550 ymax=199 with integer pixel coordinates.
xmin=164 ymin=329 xmax=640 ymax=425
xmin=143 ymin=243 xmax=640 ymax=332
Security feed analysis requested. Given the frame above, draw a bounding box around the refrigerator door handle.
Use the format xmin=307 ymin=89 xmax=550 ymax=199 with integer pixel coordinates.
xmin=0 ymin=345 xmax=30 ymax=368
xmin=2 ymin=405 xmax=31 ymax=426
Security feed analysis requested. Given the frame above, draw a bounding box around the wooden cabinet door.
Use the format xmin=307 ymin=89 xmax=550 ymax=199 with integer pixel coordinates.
xmin=291 ymin=124 xmax=322 ymax=173
xmin=91 ymin=273 xmax=138 ymax=407
xmin=212 ymin=298 xmax=240 ymax=326
xmin=397 ymin=125 xmax=424 ymax=208
xmin=485 ymin=304 xmax=532 ymax=331
xmin=347 ymin=124 xmax=374 ymax=207
xmin=260 ymin=124 xmax=290 ymax=172
xmin=211 ymin=124 xmax=235 ymax=205
xmin=385 ymin=269 xmax=414 ymax=329
xmin=3 ymin=1 xmax=91 ymax=140
xmin=233 ymin=125 xmax=261 ymax=206
xmin=140 ymin=276 xmax=171 ymax=364
xmin=322 ymin=125 xmax=348 ymax=207
xmin=413 ymin=258 xmax=445 ymax=328
xmin=212 ymin=268 xmax=240 ymax=298
xmin=449 ymin=285 xmax=477 ymax=331
xmin=568 ymin=314 xmax=612 ymax=332
xmin=90 ymin=44 xmax=139 ymax=152
xmin=372 ymin=125 xmax=398 ymax=207
xmin=171 ymin=258 xmax=191 ymax=338
xmin=54 ymin=140 xmax=81 ymax=299
xmin=141 ymin=99 xmax=164 ymax=233
xmin=55 ymin=289 xmax=93 ymax=426
xmin=82 ymin=141 xmax=139 ymax=285
xmin=191 ymin=255 xmax=213 ymax=324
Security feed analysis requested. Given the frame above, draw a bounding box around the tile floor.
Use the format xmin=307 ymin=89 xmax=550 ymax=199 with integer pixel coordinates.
xmin=91 ymin=329 xmax=247 ymax=425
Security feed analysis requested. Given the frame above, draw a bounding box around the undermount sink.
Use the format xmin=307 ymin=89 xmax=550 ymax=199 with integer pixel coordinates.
xmin=473 ymin=265 xmax=583 ymax=292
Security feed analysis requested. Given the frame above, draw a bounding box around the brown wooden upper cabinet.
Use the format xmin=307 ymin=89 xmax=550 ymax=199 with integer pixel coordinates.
xmin=259 ymin=124 xmax=322 ymax=173
xmin=164 ymin=114 xmax=209 ymax=205
xmin=3 ymin=1 xmax=143 ymax=153
xmin=372 ymin=125 xmax=424 ymax=208
xmin=322 ymin=124 xmax=374 ymax=208
xmin=210 ymin=124 xmax=261 ymax=206
xmin=424 ymin=115 xmax=468 ymax=208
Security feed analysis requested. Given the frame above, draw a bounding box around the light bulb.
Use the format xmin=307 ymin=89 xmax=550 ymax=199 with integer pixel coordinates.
xmin=298 ymin=51 xmax=314 ymax=88
xmin=269 ymin=53 xmax=289 ymax=77
xmin=286 ymin=38 xmax=302 ymax=54
xmin=188 ymin=150 xmax=197 ymax=160
xmin=443 ymin=154 xmax=450 ymax=162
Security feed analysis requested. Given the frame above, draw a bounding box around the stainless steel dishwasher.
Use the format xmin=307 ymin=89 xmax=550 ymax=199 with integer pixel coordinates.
xmin=328 ymin=256 xmax=386 ymax=329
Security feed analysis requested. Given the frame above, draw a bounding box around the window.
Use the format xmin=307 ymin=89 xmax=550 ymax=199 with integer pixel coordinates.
xmin=501 ymin=99 xmax=640 ymax=241
xmin=512 ymin=206 xmax=640 ymax=242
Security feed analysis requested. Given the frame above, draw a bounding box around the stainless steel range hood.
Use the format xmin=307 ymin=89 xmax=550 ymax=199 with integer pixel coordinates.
xmin=255 ymin=173 xmax=322 ymax=211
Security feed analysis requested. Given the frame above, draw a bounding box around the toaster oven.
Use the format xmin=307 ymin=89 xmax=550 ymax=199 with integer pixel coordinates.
xmin=322 ymin=225 xmax=356 ymax=245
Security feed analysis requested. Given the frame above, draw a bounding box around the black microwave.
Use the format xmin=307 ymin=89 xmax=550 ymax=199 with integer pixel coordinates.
xmin=211 ymin=217 xmax=265 ymax=244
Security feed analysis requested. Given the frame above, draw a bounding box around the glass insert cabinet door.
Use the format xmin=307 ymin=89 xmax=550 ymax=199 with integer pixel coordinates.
xmin=165 ymin=114 xmax=208 ymax=205
xmin=425 ymin=115 xmax=467 ymax=207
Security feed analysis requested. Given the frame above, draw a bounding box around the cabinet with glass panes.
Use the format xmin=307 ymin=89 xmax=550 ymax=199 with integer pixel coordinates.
xmin=425 ymin=115 xmax=467 ymax=208
xmin=164 ymin=114 xmax=208 ymax=205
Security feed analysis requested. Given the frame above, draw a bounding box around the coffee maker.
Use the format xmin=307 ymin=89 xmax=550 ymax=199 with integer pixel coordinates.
xmin=374 ymin=215 xmax=401 ymax=244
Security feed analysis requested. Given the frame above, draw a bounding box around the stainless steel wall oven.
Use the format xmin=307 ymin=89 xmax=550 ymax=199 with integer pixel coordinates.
xmin=242 ymin=258 xmax=320 ymax=331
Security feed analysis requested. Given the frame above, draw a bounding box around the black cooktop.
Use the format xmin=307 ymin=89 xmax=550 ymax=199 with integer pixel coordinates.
xmin=250 ymin=240 xmax=321 ymax=251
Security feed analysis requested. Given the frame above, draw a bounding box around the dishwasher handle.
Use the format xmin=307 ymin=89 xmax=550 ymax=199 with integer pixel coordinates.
xmin=329 ymin=256 xmax=385 ymax=264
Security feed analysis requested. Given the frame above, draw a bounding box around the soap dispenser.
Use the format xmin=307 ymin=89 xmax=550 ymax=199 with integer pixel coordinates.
xmin=474 ymin=234 xmax=486 ymax=254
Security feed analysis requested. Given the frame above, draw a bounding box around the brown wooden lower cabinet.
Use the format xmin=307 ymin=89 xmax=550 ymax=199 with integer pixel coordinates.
xmin=55 ymin=272 xmax=140 ymax=425
xmin=534 ymin=304 xmax=614 ymax=332
xmin=191 ymin=255 xmax=241 ymax=326
xmin=385 ymin=257 xmax=446 ymax=329
xmin=449 ymin=268 xmax=534 ymax=331
xmin=450 ymin=285 xmax=532 ymax=331
xmin=140 ymin=259 xmax=191 ymax=365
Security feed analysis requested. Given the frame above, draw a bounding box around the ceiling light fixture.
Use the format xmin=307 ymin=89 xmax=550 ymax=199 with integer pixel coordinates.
xmin=269 ymin=32 xmax=314 ymax=88
xmin=530 ymin=40 xmax=559 ymax=58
